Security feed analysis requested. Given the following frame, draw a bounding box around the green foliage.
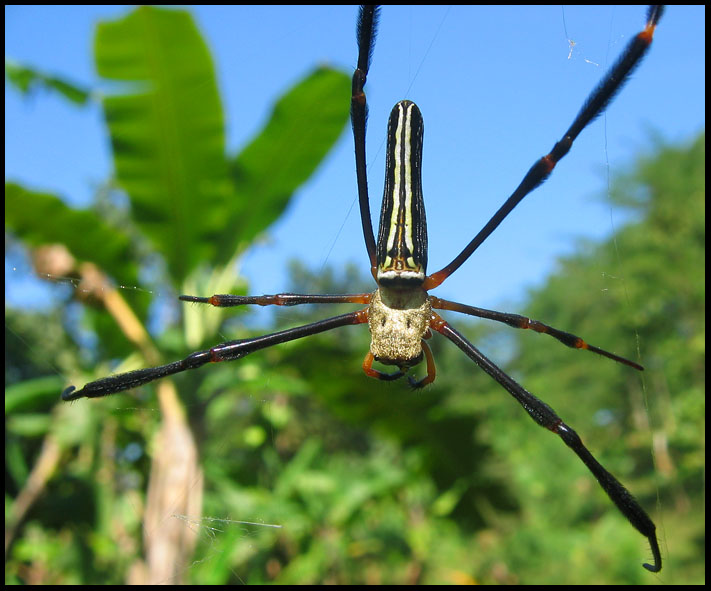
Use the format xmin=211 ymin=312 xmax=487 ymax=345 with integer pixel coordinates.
xmin=5 ymin=58 xmax=90 ymax=104
xmin=467 ymin=133 xmax=705 ymax=584
xmin=95 ymin=6 xmax=232 ymax=284
xmin=4 ymin=4 xmax=704 ymax=584
xmin=5 ymin=183 xmax=139 ymax=288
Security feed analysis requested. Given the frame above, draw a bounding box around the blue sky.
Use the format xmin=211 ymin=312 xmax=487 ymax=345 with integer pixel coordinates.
xmin=6 ymin=6 xmax=705 ymax=320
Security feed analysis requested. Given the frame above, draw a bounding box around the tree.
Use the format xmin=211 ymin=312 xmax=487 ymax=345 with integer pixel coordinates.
xmin=5 ymin=6 xmax=349 ymax=584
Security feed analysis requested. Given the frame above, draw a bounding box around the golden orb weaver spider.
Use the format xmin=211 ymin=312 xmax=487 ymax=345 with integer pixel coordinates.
xmin=62 ymin=5 xmax=664 ymax=573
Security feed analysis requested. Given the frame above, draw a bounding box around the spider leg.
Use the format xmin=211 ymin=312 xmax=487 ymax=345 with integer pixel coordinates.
xmin=362 ymin=351 xmax=406 ymax=382
xmin=424 ymin=5 xmax=665 ymax=290
xmin=431 ymin=296 xmax=643 ymax=371
xmin=430 ymin=312 xmax=661 ymax=573
xmin=361 ymin=338 xmax=436 ymax=388
xmin=180 ymin=293 xmax=372 ymax=307
xmin=62 ymin=310 xmax=367 ymax=401
xmin=351 ymin=5 xmax=381 ymax=277
xmin=408 ymin=339 xmax=436 ymax=389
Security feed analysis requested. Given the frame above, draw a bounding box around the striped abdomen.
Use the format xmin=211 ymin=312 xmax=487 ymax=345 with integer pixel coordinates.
xmin=376 ymin=100 xmax=428 ymax=287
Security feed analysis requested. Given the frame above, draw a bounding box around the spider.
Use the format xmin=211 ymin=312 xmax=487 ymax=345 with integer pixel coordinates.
xmin=62 ymin=5 xmax=664 ymax=573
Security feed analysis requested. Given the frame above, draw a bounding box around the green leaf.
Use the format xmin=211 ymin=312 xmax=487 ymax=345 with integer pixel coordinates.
xmin=4 ymin=375 xmax=66 ymax=414
xmin=226 ymin=67 xmax=351 ymax=261
xmin=5 ymin=58 xmax=90 ymax=105
xmin=95 ymin=5 xmax=232 ymax=285
xmin=4 ymin=182 xmax=138 ymax=287
xmin=95 ymin=6 xmax=350 ymax=284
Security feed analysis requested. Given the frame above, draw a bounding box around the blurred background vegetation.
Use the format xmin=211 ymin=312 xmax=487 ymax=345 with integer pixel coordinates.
xmin=5 ymin=6 xmax=704 ymax=585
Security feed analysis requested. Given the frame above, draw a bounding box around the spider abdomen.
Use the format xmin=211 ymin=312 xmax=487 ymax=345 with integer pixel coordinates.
xmin=376 ymin=100 xmax=428 ymax=287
